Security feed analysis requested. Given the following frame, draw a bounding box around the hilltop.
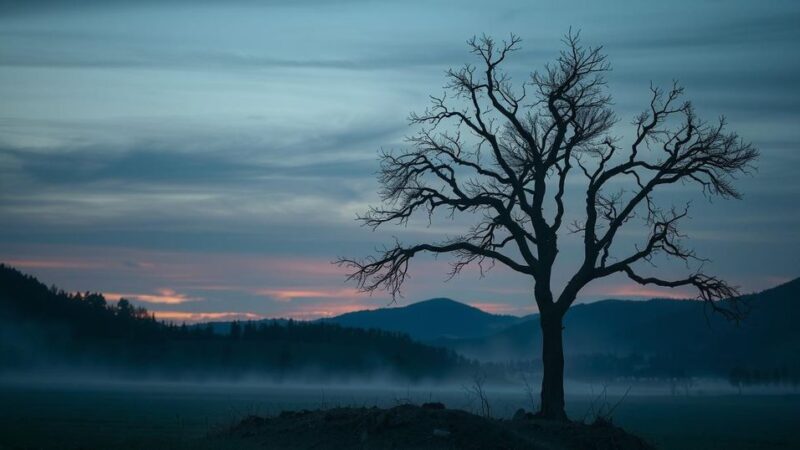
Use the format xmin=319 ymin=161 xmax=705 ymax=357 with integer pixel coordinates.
xmin=322 ymin=297 xmax=524 ymax=341
xmin=221 ymin=403 xmax=654 ymax=450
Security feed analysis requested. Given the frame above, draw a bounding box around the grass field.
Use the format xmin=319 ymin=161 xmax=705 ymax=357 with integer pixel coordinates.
xmin=0 ymin=380 xmax=798 ymax=449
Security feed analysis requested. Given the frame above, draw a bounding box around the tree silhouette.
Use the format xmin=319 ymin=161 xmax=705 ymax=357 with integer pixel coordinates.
xmin=339 ymin=32 xmax=757 ymax=420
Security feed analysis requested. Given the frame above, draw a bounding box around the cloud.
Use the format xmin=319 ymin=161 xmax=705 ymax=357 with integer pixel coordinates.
xmin=466 ymin=301 xmax=535 ymax=316
xmin=0 ymin=123 xmax=396 ymax=187
xmin=1 ymin=258 xmax=102 ymax=270
xmin=104 ymin=288 xmax=200 ymax=304
xmin=255 ymin=287 xmax=362 ymax=302
xmin=1 ymin=146 xmax=257 ymax=186
xmin=122 ymin=260 xmax=156 ymax=269
xmin=0 ymin=0 xmax=376 ymax=17
xmin=0 ymin=37 xmax=466 ymax=72
xmin=603 ymin=10 xmax=800 ymax=51
xmin=0 ymin=120 xmax=398 ymax=246
xmin=152 ymin=310 xmax=264 ymax=323
xmin=270 ymin=302 xmax=381 ymax=320
xmin=585 ymin=283 xmax=693 ymax=300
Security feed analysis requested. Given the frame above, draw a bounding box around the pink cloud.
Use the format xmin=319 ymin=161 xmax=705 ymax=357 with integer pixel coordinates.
xmin=466 ymin=301 xmax=536 ymax=316
xmin=2 ymin=258 xmax=102 ymax=270
xmin=588 ymin=283 xmax=693 ymax=300
xmin=475 ymin=286 xmax=533 ymax=296
xmin=262 ymin=259 xmax=348 ymax=277
xmin=152 ymin=311 xmax=264 ymax=323
xmin=254 ymin=287 xmax=363 ymax=302
xmin=271 ymin=302 xmax=381 ymax=320
xmin=104 ymin=288 xmax=201 ymax=305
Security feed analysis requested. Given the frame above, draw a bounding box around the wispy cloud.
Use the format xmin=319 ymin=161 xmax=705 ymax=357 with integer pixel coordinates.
xmin=152 ymin=310 xmax=264 ymax=323
xmin=271 ymin=302 xmax=380 ymax=320
xmin=2 ymin=258 xmax=102 ymax=270
xmin=466 ymin=301 xmax=536 ymax=316
xmin=104 ymin=288 xmax=200 ymax=305
xmin=586 ymin=284 xmax=693 ymax=300
xmin=255 ymin=287 xmax=362 ymax=302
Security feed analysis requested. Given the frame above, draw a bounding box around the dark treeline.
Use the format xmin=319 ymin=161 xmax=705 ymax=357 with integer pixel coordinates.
xmin=485 ymin=356 xmax=800 ymax=393
xmin=574 ymin=354 xmax=799 ymax=389
xmin=482 ymin=354 xmax=722 ymax=384
xmin=0 ymin=264 xmax=476 ymax=381
xmin=728 ymin=366 xmax=800 ymax=390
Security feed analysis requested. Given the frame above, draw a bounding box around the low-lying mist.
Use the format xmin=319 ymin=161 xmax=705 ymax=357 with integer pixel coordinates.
xmin=3 ymin=367 xmax=795 ymax=400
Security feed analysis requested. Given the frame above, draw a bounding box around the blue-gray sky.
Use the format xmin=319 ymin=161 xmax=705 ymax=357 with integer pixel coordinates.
xmin=1 ymin=0 xmax=798 ymax=320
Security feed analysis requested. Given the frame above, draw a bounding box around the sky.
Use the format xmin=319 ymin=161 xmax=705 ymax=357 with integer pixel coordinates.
xmin=1 ymin=0 xmax=798 ymax=321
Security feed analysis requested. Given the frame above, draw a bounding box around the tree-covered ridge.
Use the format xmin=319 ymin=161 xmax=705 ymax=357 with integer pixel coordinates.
xmin=0 ymin=264 xmax=474 ymax=381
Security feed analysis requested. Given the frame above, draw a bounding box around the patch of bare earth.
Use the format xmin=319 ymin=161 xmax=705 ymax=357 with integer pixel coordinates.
xmin=220 ymin=403 xmax=655 ymax=449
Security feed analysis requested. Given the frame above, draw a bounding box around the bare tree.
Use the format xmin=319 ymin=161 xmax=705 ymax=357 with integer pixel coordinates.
xmin=338 ymin=32 xmax=757 ymax=421
xmin=464 ymin=373 xmax=492 ymax=418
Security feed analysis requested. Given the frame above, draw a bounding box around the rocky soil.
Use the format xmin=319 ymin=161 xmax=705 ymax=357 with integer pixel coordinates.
xmin=219 ymin=403 xmax=656 ymax=450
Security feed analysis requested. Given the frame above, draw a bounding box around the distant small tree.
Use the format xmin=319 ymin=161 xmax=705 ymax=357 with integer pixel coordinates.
xmin=83 ymin=292 xmax=107 ymax=310
xmin=339 ymin=32 xmax=757 ymax=420
xmin=230 ymin=321 xmax=242 ymax=340
xmin=243 ymin=321 xmax=257 ymax=339
xmin=116 ymin=298 xmax=135 ymax=318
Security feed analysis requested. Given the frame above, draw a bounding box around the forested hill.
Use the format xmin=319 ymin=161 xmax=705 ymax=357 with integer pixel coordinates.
xmin=438 ymin=277 xmax=800 ymax=381
xmin=0 ymin=264 xmax=474 ymax=381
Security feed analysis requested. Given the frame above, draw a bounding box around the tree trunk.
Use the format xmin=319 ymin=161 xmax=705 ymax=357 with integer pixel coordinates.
xmin=539 ymin=311 xmax=567 ymax=421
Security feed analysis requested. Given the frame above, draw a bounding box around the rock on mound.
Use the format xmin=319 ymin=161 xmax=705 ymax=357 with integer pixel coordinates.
xmin=221 ymin=403 xmax=654 ymax=450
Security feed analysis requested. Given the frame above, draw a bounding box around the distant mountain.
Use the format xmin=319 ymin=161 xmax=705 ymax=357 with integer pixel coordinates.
xmin=322 ymin=298 xmax=524 ymax=341
xmin=436 ymin=298 xmax=701 ymax=361
xmin=438 ymin=278 xmax=800 ymax=378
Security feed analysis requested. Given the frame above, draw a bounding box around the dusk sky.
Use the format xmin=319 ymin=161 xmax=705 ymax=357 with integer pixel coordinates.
xmin=1 ymin=0 xmax=798 ymax=321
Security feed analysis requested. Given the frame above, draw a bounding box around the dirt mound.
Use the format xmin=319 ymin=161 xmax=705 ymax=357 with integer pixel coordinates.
xmin=220 ymin=404 xmax=655 ymax=450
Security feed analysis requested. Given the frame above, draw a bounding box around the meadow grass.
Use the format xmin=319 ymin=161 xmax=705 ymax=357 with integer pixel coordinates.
xmin=0 ymin=381 xmax=797 ymax=449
